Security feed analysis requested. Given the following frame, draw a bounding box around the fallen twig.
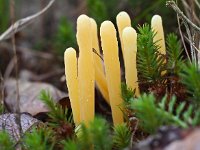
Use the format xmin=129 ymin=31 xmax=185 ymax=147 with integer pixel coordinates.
xmin=176 ymin=14 xmax=192 ymax=63
xmin=10 ymin=0 xmax=22 ymax=139
xmin=0 ymin=0 xmax=55 ymax=41
xmin=166 ymin=1 xmax=200 ymax=34
xmin=93 ymin=48 xmax=104 ymax=61
xmin=180 ymin=0 xmax=200 ymax=26
xmin=184 ymin=35 xmax=200 ymax=53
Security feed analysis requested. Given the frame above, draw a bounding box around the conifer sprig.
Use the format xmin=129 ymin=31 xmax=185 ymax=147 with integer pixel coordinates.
xmin=166 ymin=33 xmax=183 ymax=75
xmin=113 ymin=123 xmax=131 ymax=149
xmin=89 ymin=117 xmax=112 ymax=150
xmin=131 ymin=93 xmax=200 ymax=133
xmin=39 ymin=90 xmax=73 ymax=126
xmin=77 ymin=117 xmax=112 ymax=150
xmin=121 ymin=82 xmax=134 ymax=104
xmin=137 ymin=24 xmax=165 ymax=83
xmin=24 ymin=128 xmax=54 ymax=150
xmin=179 ymin=63 xmax=200 ymax=106
xmin=63 ymin=117 xmax=132 ymax=150
xmin=76 ymin=124 xmax=92 ymax=150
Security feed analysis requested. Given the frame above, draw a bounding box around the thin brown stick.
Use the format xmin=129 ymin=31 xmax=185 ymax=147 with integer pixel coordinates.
xmin=10 ymin=0 xmax=22 ymax=138
xmin=0 ymin=0 xmax=55 ymax=41
xmin=4 ymin=58 xmax=15 ymax=80
xmin=0 ymin=72 xmax=5 ymax=113
xmin=184 ymin=35 xmax=200 ymax=53
xmin=166 ymin=1 xmax=200 ymax=34
xmin=168 ymin=0 xmax=200 ymax=63
xmin=92 ymin=48 xmax=104 ymax=61
xmin=181 ymin=0 xmax=200 ymax=26
xmin=176 ymin=0 xmax=200 ymax=65
xmin=177 ymin=16 xmax=192 ymax=63
xmin=184 ymin=19 xmax=196 ymax=63
xmin=180 ymin=0 xmax=192 ymax=20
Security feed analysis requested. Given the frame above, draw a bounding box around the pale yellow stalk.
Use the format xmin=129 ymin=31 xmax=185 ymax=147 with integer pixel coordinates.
xmin=122 ymin=27 xmax=140 ymax=97
xmin=90 ymin=18 xmax=109 ymax=103
xmin=64 ymin=47 xmax=80 ymax=125
xmin=77 ymin=15 xmax=95 ymax=125
xmin=100 ymin=21 xmax=124 ymax=125
xmin=151 ymin=15 xmax=166 ymax=56
xmin=151 ymin=15 xmax=166 ymax=75
xmin=116 ymin=11 xmax=131 ymax=58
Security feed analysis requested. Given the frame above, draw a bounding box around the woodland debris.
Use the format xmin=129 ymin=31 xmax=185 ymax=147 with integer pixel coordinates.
xmin=5 ymin=78 xmax=67 ymax=116
xmin=0 ymin=113 xmax=42 ymax=142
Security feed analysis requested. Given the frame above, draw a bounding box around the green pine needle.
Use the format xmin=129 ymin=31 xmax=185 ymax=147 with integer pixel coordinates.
xmin=39 ymin=90 xmax=73 ymax=126
xmin=78 ymin=117 xmax=112 ymax=150
xmin=131 ymin=93 xmax=200 ymax=133
xmin=89 ymin=117 xmax=112 ymax=150
xmin=74 ymin=117 xmax=112 ymax=150
xmin=179 ymin=63 xmax=200 ymax=106
xmin=77 ymin=123 xmax=92 ymax=150
xmin=64 ymin=117 xmax=135 ymax=150
xmin=24 ymin=128 xmax=54 ymax=150
xmin=137 ymin=24 xmax=165 ymax=83
xmin=113 ymin=123 xmax=131 ymax=149
xmin=166 ymin=33 xmax=183 ymax=75
xmin=121 ymin=82 xmax=134 ymax=104
xmin=63 ymin=140 xmax=79 ymax=150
